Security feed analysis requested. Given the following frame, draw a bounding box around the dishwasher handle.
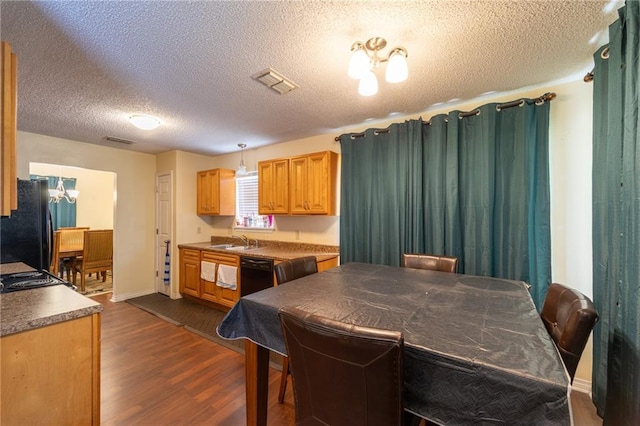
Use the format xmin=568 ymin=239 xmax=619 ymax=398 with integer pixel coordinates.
xmin=240 ymin=257 xmax=274 ymax=271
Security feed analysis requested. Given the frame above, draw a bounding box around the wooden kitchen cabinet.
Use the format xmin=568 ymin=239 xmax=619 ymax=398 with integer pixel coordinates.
xmin=179 ymin=248 xmax=201 ymax=297
xmin=290 ymin=151 xmax=338 ymax=215
xmin=201 ymin=251 xmax=240 ymax=308
xmin=258 ymin=158 xmax=289 ymax=215
xmin=1 ymin=41 xmax=18 ymax=216
xmin=1 ymin=313 xmax=101 ymax=425
xmin=196 ymin=168 xmax=236 ymax=215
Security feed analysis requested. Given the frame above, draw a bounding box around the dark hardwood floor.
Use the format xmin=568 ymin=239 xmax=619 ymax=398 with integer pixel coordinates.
xmin=93 ymin=293 xmax=602 ymax=425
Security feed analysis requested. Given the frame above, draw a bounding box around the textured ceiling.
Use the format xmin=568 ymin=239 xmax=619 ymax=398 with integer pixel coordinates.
xmin=1 ymin=1 xmax=621 ymax=156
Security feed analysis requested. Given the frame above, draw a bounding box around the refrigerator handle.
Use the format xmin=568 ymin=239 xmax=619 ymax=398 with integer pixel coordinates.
xmin=47 ymin=209 xmax=53 ymax=270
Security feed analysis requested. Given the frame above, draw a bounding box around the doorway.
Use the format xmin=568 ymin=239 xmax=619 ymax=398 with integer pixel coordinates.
xmin=29 ymin=162 xmax=116 ymax=295
xmin=155 ymin=172 xmax=173 ymax=296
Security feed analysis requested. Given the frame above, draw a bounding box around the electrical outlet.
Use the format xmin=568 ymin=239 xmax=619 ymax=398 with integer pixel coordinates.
xmin=295 ymin=230 xmax=300 ymax=240
xmin=197 ymin=226 xmax=201 ymax=234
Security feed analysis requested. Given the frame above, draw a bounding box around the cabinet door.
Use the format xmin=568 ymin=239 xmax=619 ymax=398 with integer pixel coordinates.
xmin=197 ymin=169 xmax=219 ymax=215
xmin=289 ymin=155 xmax=309 ymax=214
xmin=258 ymin=159 xmax=289 ymax=214
xmin=290 ymin=151 xmax=338 ymax=215
xmin=1 ymin=41 xmax=18 ymax=216
xmin=180 ymin=249 xmax=201 ymax=297
xmin=201 ymin=252 xmax=240 ymax=308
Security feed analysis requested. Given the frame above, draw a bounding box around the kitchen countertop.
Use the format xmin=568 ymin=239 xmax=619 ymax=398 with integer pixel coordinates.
xmin=178 ymin=237 xmax=339 ymax=262
xmin=0 ymin=263 xmax=103 ymax=337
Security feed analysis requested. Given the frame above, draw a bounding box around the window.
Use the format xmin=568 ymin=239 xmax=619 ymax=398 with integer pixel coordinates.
xmin=235 ymin=173 xmax=273 ymax=229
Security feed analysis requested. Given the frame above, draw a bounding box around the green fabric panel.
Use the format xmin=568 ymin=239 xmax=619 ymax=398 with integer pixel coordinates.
xmin=422 ymin=114 xmax=448 ymax=254
xmin=592 ymin=1 xmax=640 ymax=423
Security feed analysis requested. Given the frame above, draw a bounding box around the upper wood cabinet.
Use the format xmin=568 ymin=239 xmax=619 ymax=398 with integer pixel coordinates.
xmin=290 ymin=151 xmax=338 ymax=215
xmin=258 ymin=158 xmax=289 ymax=215
xmin=1 ymin=41 xmax=18 ymax=217
xmin=196 ymin=168 xmax=236 ymax=215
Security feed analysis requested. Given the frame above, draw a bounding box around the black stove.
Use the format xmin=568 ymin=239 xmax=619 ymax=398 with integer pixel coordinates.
xmin=0 ymin=270 xmax=70 ymax=293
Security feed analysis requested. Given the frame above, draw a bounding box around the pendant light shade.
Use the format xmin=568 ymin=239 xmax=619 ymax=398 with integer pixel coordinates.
xmin=348 ymin=45 xmax=370 ymax=79
xmin=358 ymin=70 xmax=378 ymax=96
xmin=385 ymin=49 xmax=408 ymax=83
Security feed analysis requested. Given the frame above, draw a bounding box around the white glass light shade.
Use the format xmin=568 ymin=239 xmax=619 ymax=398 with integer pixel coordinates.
xmin=385 ymin=51 xmax=408 ymax=83
xmin=66 ymin=189 xmax=80 ymax=199
xmin=48 ymin=188 xmax=61 ymax=198
xmin=348 ymin=48 xmax=370 ymax=79
xmin=129 ymin=114 xmax=160 ymax=130
xmin=358 ymin=70 xmax=378 ymax=96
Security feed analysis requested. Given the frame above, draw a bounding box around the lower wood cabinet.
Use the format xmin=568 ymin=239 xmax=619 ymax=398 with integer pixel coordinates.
xmin=179 ymin=248 xmax=240 ymax=309
xmin=1 ymin=313 xmax=101 ymax=425
xmin=201 ymin=251 xmax=240 ymax=307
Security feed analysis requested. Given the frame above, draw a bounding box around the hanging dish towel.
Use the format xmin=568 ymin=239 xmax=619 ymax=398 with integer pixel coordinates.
xmin=201 ymin=261 xmax=217 ymax=282
xmin=163 ymin=244 xmax=170 ymax=286
xmin=216 ymin=264 xmax=237 ymax=290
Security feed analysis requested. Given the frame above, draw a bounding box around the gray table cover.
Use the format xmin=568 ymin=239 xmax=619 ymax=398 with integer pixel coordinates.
xmin=217 ymin=262 xmax=571 ymax=425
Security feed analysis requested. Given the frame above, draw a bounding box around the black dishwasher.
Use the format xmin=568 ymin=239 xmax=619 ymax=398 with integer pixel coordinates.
xmin=240 ymin=256 xmax=274 ymax=296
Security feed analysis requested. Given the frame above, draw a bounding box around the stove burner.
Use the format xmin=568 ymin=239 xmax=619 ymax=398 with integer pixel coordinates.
xmin=0 ymin=270 xmax=68 ymax=293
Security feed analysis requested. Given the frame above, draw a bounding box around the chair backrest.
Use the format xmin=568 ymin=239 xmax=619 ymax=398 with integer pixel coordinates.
xmin=83 ymin=229 xmax=113 ymax=268
xmin=59 ymin=227 xmax=90 ymax=248
xmin=274 ymin=256 xmax=318 ymax=285
xmin=50 ymin=230 xmax=62 ymax=271
xmin=540 ymin=283 xmax=599 ymax=381
xmin=279 ymin=306 xmax=404 ymax=426
xmin=402 ymin=253 xmax=459 ymax=273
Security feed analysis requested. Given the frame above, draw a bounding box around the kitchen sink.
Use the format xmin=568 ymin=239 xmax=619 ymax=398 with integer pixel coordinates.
xmin=209 ymin=244 xmax=234 ymax=249
xmin=224 ymin=245 xmax=256 ymax=251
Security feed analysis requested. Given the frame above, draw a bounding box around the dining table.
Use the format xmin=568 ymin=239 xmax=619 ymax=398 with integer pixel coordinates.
xmin=217 ymin=262 xmax=571 ymax=426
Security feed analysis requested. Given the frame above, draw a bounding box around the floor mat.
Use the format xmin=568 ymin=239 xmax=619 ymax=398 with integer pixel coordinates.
xmin=125 ymin=293 xmax=245 ymax=354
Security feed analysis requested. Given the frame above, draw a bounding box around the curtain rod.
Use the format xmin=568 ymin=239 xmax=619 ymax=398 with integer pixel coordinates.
xmin=334 ymin=92 xmax=557 ymax=141
xmin=584 ymin=46 xmax=609 ymax=82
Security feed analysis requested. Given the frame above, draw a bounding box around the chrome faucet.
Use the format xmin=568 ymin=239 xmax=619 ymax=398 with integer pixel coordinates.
xmin=232 ymin=234 xmax=249 ymax=247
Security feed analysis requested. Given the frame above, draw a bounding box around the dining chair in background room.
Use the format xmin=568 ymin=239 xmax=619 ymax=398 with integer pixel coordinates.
xmin=274 ymin=256 xmax=318 ymax=404
xmin=71 ymin=229 xmax=113 ymax=292
xmin=402 ymin=253 xmax=459 ymax=273
xmin=279 ymin=306 xmax=407 ymax=426
xmin=540 ymin=283 xmax=599 ymax=382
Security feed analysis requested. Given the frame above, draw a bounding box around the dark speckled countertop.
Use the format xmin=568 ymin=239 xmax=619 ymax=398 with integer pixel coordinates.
xmin=0 ymin=263 xmax=103 ymax=337
xmin=178 ymin=237 xmax=340 ymax=262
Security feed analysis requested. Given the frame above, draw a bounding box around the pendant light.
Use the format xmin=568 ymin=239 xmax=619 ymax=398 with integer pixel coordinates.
xmin=236 ymin=143 xmax=248 ymax=176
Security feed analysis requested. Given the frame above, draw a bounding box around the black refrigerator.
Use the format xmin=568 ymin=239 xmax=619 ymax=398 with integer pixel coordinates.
xmin=0 ymin=179 xmax=52 ymax=271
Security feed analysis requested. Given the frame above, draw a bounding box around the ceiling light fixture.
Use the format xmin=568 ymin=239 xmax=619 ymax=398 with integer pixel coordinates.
xmin=48 ymin=174 xmax=79 ymax=204
xmin=236 ymin=143 xmax=248 ymax=176
xmin=348 ymin=37 xmax=408 ymax=96
xmin=129 ymin=114 xmax=161 ymax=130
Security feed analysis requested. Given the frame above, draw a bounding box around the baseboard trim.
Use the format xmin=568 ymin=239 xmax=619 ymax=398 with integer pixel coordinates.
xmin=110 ymin=289 xmax=155 ymax=302
xmin=571 ymin=377 xmax=592 ymax=395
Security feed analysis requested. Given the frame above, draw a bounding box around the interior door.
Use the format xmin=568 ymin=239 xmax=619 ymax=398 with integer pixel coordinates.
xmin=156 ymin=172 xmax=173 ymax=296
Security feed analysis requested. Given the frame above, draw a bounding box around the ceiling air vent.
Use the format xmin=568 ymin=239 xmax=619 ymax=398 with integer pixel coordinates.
xmin=104 ymin=136 xmax=135 ymax=145
xmin=251 ymin=68 xmax=298 ymax=95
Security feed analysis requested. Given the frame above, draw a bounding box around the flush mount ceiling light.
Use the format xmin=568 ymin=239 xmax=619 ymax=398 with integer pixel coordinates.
xmin=236 ymin=143 xmax=248 ymax=176
xmin=348 ymin=37 xmax=408 ymax=96
xmin=128 ymin=114 xmax=161 ymax=130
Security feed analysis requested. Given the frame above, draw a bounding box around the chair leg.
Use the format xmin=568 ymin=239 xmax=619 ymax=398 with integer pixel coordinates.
xmin=278 ymin=357 xmax=289 ymax=403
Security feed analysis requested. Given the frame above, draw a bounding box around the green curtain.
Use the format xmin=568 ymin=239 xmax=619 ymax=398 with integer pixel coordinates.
xmin=30 ymin=174 xmax=77 ymax=230
xmin=340 ymin=120 xmax=424 ymax=266
xmin=592 ymin=1 xmax=640 ymax=423
xmin=340 ymin=98 xmax=551 ymax=307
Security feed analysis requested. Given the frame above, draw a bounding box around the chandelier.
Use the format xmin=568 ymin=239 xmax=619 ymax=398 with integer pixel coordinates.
xmin=348 ymin=37 xmax=408 ymax=96
xmin=49 ymin=176 xmax=79 ymax=204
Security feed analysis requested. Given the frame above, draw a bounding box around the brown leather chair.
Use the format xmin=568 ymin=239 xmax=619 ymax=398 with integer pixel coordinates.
xmin=279 ymin=306 xmax=404 ymax=426
xmin=274 ymin=256 xmax=318 ymax=403
xmin=402 ymin=253 xmax=459 ymax=273
xmin=540 ymin=283 xmax=599 ymax=382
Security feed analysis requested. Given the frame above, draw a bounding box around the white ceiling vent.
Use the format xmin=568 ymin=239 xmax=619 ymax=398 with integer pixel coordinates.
xmin=251 ymin=68 xmax=298 ymax=95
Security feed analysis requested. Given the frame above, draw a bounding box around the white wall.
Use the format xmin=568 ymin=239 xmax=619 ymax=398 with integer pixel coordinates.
xmin=29 ymin=162 xmax=115 ymax=230
xmin=16 ymin=132 xmax=156 ymax=301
